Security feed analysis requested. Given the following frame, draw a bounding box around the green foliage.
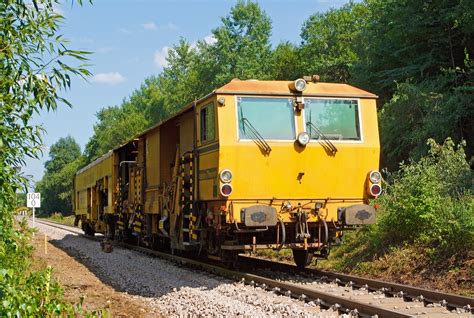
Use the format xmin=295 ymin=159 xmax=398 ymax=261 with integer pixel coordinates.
xmin=0 ymin=0 xmax=91 ymax=315
xmin=208 ymin=0 xmax=272 ymax=84
xmin=377 ymin=138 xmax=473 ymax=256
xmin=84 ymin=103 xmax=148 ymax=161
xmin=356 ymin=0 xmax=474 ymax=94
xmin=0 ymin=0 xmax=90 ymax=226
xmin=269 ymin=42 xmax=301 ymax=80
xmin=44 ymin=136 xmax=81 ymax=174
xmin=300 ymin=1 xmax=368 ymax=82
xmin=156 ymin=39 xmax=201 ymax=117
xmin=321 ymin=139 xmax=473 ymax=273
xmin=379 ymin=60 xmax=474 ymax=168
xmin=36 ymin=137 xmax=83 ymax=215
xmin=0 ymin=221 xmax=95 ymax=316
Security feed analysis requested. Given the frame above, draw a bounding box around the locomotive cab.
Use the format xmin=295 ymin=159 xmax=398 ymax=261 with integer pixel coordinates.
xmin=198 ymin=78 xmax=380 ymax=267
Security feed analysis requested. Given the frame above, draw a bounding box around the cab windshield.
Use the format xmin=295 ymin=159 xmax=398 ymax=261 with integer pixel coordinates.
xmin=237 ymin=97 xmax=295 ymax=140
xmin=305 ymin=99 xmax=361 ymax=140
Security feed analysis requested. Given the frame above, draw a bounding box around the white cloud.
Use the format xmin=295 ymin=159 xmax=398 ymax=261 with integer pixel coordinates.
xmin=154 ymin=47 xmax=170 ymax=68
xmin=142 ymin=22 xmax=157 ymax=30
xmin=190 ymin=34 xmax=217 ymax=50
xmin=91 ymin=72 xmax=126 ymax=85
xmin=204 ymin=34 xmax=217 ymax=45
xmin=143 ymin=21 xmax=177 ymax=31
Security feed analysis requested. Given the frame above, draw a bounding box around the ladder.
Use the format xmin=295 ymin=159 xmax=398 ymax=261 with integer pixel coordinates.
xmin=180 ymin=152 xmax=198 ymax=245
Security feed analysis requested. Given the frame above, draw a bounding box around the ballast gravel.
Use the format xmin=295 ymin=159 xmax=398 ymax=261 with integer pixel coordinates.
xmin=33 ymin=222 xmax=338 ymax=317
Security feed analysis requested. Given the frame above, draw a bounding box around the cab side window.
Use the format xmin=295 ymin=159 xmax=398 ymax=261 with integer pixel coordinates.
xmin=200 ymin=103 xmax=215 ymax=142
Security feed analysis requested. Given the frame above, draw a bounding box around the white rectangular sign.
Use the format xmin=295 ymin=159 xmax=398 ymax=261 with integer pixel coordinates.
xmin=27 ymin=192 xmax=41 ymax=208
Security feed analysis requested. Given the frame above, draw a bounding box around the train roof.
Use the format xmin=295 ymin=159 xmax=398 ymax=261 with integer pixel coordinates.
xmin=134 ymin=79 xmax=377 ymax=139
xmin=80 ymin=79 xmax=378 ymax=169
xmin=76 ymin=150 xmax=113 ymax=176
xmin=216 ymin=79 xmax=378 ymax=98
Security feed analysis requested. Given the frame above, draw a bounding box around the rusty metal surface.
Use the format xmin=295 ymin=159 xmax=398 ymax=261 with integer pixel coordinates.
xmin=217 ymin=79 xmax=378 ymax=98
xmin=240 ymin=255 xmax=474 ymax=312
xmin=242 ymin=205 xmax=278 ymax=227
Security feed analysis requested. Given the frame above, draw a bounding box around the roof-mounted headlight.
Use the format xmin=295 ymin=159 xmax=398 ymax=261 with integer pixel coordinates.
xmin=219 ymin=169 xmax=233 ymax=183
xmin=297 ymin=132 xmax=310 ymax=146
xmin=290 ymin=78 xmax=307 ymax=93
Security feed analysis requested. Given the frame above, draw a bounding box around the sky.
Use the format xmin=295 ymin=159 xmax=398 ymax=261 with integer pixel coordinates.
xmin=24 ymin=0 xmax=350 ymax=182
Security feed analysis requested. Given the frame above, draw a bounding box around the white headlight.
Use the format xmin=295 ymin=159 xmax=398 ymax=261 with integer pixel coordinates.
xmin=297 ymin=132 xmax=310 ymax=146
xmin=219 ymin=169 xmax=233 ymax=183
xmin=369 ymin=170 xmax=382 ymax=183
xmin=293 ymin=78 xmax=307 ymax=92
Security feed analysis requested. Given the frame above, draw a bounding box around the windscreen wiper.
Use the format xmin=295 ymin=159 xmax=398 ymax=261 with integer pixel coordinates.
xmin=306 ymin=121 xmax=338 ymax=154
xmin=241 ymin=117 xmax=272 ymax=154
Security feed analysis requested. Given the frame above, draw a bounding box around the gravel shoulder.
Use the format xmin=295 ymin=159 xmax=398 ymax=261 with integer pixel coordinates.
xmin=33 ymin=222 xmax=335 ymax=317
xmin=31 ymin=231 xmax=155 ymax=317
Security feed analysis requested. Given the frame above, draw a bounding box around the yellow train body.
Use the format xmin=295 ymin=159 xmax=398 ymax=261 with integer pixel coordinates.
xmin=74 ymin=78 xmax=380 ymax=267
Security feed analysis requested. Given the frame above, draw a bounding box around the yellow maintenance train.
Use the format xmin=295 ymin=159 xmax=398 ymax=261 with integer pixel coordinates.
xmin=73 ymin=77 xmax=381 ymax=268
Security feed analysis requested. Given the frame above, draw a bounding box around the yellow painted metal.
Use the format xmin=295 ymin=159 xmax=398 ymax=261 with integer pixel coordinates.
xmin=75 ymin=79 xmax=379 ymax=237
xmin=74 ymin=152 xmax=114 ymax=216
xmin=146 ymin=129 xmax=161 ymax=186
xmin=211 ymin=81 xmax=379 ymax=224
xmin=197 ymin=150 xmax=219 ymax=200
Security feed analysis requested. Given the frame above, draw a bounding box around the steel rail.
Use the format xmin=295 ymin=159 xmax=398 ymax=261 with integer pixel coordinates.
xmin=123 ymin=243 xmax=411 ymax=318
xmin=34 ymin=219 xmax=472 ymax=317
xmin=34 ymin=219 xmax=103 ymax=242
xmin=239 ymin=255 xmax=474 ymax=312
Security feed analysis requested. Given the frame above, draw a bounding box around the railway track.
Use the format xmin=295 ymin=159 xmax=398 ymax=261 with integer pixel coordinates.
xmin=239 ymin=256 xmax=474 ymax=313
xmin=34 ymin=219 xmax=473 ymax=318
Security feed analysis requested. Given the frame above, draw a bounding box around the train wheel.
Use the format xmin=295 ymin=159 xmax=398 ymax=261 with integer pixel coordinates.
xmin=292 ymin=249 xmax=314 ymax=268
xmin=84 ymin=223 xmax=95 ymax=236
xmin=221 ymin=250 xmax=240 ymax=269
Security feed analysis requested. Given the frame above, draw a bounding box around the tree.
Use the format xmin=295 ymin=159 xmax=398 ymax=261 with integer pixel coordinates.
xmin=270 ymin=41 xmax=301 ymax=80
xmin=44 ymin=135 xmax=81 ymax=174
xmin=129 ymin=76 xmax=167 ymax=125
xmin=36 ymin=136 xmax=82 ymax=215
xmin=0 ymin=0 xmax=90 ymax=315
xmin=355 ymin=0 xmax=474 ymax=167
xmin=356 ymin=0 xmax=474 ymax=94
xmin=200 ymin=0 xmax=273 ymax=87
xmin=156 ymin=39 xmax=201 ymax=118
xmin=0 ymin=0 xmax=89 ymax=228
xmin=300 ymin=1 xmax=368 ymax=82
xmin=84 ymin=104 xmax=148 ymax=162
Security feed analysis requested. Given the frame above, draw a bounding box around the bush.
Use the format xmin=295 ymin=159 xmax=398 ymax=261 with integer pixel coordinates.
xmin=377 ymin=138 xmax=473 ymax=257
xmin=0 ymin=221 xmax=76 ymax=316
xmin=321 ymin=138 xmax=473 ymax=273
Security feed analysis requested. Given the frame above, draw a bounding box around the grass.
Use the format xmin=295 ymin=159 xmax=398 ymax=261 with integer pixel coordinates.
xmin=41 ymin=212 xmax=76 ymax=227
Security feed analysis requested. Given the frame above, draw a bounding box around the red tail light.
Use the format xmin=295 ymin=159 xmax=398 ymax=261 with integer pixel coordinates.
xmin=370 ymin=184 xmax=382 ymax=196
xmin=220 ymin=184 xmax=233 ymax=197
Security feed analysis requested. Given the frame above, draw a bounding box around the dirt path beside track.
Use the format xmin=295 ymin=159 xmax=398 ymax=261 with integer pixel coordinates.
xmin=31 ymin=233 xmax=158 ymax=317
